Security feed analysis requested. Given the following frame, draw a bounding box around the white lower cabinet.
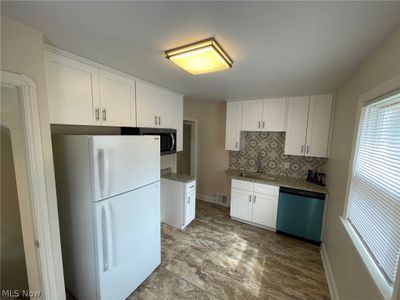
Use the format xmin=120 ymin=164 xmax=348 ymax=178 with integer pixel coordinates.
xmin=230 ymin=179 xmax=279 ymax=230
xmin=231 ymin=188 xmax=252 ymax=221
xmin=161 ymin=178 xmax=196 ymax=230
xmin=185 ymin=186 xmax=196 ymax=226
xmin=252 ymin=193 xmax=278 ymax=228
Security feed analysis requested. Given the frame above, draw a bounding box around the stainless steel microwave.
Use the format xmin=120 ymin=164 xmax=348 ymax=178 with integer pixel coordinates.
xmin=121 ymin=127 xmax=176 ymax=155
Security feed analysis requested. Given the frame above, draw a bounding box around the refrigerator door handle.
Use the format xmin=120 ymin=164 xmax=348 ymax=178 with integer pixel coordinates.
xmin=98 ymin=149 xmax=110 ymax=197
xmin=102 ymin=203 xmax=113 ymax=272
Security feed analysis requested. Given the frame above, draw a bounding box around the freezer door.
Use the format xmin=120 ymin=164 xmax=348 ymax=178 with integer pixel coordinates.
xmin=94 ymin=182 xmax=160 ymax=300
xmin=91 ymin=136 xmax=160 ymax=201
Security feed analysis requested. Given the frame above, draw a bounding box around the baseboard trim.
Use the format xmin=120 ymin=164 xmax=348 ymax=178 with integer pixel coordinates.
xmin=321 ymin=242 xmax=340 ymax=300
xmin=197 ymin=194 xmax=230 ymax=207
xmin=197 ymin=193 xmax=216 ymax=204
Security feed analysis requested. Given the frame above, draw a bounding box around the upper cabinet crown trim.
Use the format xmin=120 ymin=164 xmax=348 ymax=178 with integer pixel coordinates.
xmin=44 ymin=45 xmax=183 ymax=97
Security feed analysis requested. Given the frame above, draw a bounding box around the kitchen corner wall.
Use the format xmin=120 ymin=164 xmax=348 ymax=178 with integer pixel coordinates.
xmin=325 ymin=25 xmax=400 ymax=300
xmin=229 ymin=132 xmax=326 ymax=179
xmin=1 ymin=17 xmax=65 ymax=297
xmin=183 ymin=98 xmax=230 ymax=199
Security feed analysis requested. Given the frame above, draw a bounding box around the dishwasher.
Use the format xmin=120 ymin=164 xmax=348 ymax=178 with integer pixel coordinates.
xmin=277 ymin=187 xmax=325 ymax=244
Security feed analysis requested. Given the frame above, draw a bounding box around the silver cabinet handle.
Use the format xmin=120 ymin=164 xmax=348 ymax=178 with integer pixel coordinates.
xmin=248 ymin=195 xmax=252 ymax=202
xmin=95 ymin=108 xmax=100 ymax=121
xmin=188 ymin=196 xmax=190 ymax=204
xmin=253 ymin=195 xmax=256 ymax=203
xmin=306 ymin=145 xmax=310 ymax=154
xmin=154 ymin=116 xmax=157 ymax=125
xmin=258 ymin=121 xmax=261 ymax=128
xmin=301 ymin=145 xmax=304 ymax=153
xmin=263 ymin=121 xmax=265 ymax=128
xmin=102 ymin=109 xmax=106 ymax=122
xmin=158 ymin=116 xmax=161 ymax=125
xmin=235 ymin=141 xmax=238 ymax=149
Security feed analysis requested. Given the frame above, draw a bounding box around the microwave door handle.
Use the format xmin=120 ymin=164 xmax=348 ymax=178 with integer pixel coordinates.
xmin=170 ymin=133 xmax=175 ymax=151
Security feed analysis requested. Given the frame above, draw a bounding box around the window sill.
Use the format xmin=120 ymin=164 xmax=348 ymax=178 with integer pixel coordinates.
xmin=340 ymin=217 xmax=393 ymax=300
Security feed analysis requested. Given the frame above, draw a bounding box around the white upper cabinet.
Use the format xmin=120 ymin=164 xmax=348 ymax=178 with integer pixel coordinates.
xmin=174 ymin=95 xmax=184 ymax=152
xmin=136 ymin=82 xmax=179 ymax=130
xmin=284 ymin=96 xmax=309 ymax=156
xmin=262 ymin=98 xmax=287 ymax=131
xmin=305 ymin=94 xmax=334 ymax=157
xmin=241 ymin=98 xmax=287 ymax=132
xmin=284 ymin=94 xmax=334 ymax=157
xmin=45 ymin=50 xmax=137 ymax=127
xmin=136 ymin=81 xmax=158 ymax=128
xmin=45 ymin=51 xmax=100 ymax=125
xmin=241 ymin=100 xmax=263 ymax=131
xmin=225 ymin=101 xmax=242 ymax=151
xmin=157 ymin=89 xmax=174 ymax=129
xmin=99 ymin=70 xmax=136 ymax=126
xmin=45 ymin=48 xmax=182 ymax=130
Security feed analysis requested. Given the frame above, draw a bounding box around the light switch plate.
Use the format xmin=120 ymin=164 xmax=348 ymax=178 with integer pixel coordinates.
xmin=283 ymin=162 xmax=290 ymax=169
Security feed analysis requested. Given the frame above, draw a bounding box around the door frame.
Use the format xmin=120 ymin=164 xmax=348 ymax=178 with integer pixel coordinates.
xmin=183 ymin=118 xmax=198 ymax=177
xmin=1 ymin=71 xmax=64 ymax=299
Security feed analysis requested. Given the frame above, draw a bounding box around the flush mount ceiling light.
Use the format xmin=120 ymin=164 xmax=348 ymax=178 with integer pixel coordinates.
xmin=165 ymin=38 xmax=233 ymax=75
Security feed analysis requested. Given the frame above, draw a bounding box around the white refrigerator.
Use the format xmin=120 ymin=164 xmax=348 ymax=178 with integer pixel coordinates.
xmin=53 ymin=135 xmax=160 ymax=300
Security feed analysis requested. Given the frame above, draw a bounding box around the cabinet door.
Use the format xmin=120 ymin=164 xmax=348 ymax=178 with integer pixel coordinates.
xmin=136 ymin=81 xmax=158 ymax=128
xmin=157 ymin=90 xmax=174 ymax=129
xmin=284 ymin=96 xmax=309 ymax=156
xmin=99 ymin=71 xmax=136 ymax=127
xmin=185 ymin=189 xmax=196 ymax=226
xmin=262 ymin=98 xmax=287 ymax=131
xmin=174 ymin=95 xmax=184 ymax=152
xmin=230 ymin=188 xmax=252 ymax=221
xmin=241 ymin=100 xmax=263 ymax=131
xmin=252 ymin=192 xmax=278 ymax=228
xmin=305 ymin=94 xmax=334 ymax=157
xmin=225 ymin=101 xmax=242 ymax=151
xmin=45 ymin=52 xmax=100 ymax=125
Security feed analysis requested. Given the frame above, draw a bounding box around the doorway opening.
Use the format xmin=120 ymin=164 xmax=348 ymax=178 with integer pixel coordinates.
xmin=177 ymin=118 xmax=197 ymax=177
xmin=1 ymin=86 xmax=42 ymax=298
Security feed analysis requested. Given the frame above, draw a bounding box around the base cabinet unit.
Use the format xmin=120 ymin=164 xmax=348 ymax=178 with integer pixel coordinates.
xmin=230 ymin=179 xmax=279 ymax=230
xmin=284 ymin=94 xmax=333 ymax=157
xmin=161 ymin=178 xmax=196 ymax=230
xmin=225 ymin=101 xmax=242 ymax=151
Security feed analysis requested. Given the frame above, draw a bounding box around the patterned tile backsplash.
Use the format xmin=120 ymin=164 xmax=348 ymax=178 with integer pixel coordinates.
xmin=229 ymin=132 xmax=326 ymax=179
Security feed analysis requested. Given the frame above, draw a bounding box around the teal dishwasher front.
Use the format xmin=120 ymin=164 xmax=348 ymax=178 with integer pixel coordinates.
xmin=277 ymin=187 xmax=325 ymax=244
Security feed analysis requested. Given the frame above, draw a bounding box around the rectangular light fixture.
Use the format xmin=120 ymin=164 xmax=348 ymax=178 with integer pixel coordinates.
xmin=165 ymin=38 xmax=233 ymax=75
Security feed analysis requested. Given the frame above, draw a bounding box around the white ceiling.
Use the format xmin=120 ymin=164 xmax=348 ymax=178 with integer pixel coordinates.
xmin=2 ymin=1 xmax=400 ymax=101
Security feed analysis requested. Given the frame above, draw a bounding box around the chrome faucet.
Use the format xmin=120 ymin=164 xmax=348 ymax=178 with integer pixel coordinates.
xmin=257 ymin=152 xmax=265 ymax=174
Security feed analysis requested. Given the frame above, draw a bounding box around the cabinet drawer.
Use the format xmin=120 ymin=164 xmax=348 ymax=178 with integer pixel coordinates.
xmin=231 ymin=179 xmax=253 ymax=192
xmin=253 ymin=183 xmax=279 ymax=196
xmin=186 ymin=181 xmax=196 ymax=192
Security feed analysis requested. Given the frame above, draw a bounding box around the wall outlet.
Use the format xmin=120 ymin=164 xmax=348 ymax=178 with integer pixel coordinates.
xmin=283 ymin=162 xmax=290 ymax=169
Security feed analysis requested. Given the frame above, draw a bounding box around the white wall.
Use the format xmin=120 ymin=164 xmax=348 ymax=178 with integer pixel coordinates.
xmin=1 ymin=17 xmax=65 ymax=298
xmin=325 ymin=25 xmax=400 ymax=300
xmin=184 ymin=99 xmax=229 ymax=198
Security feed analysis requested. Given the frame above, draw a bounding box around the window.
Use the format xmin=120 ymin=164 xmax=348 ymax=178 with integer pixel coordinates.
xmin=347 ymin=91 xmax=400 ymax=286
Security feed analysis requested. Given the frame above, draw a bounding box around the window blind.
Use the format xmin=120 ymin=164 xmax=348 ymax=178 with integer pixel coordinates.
xmin=348 ymin=91 xmax=400 ymax=285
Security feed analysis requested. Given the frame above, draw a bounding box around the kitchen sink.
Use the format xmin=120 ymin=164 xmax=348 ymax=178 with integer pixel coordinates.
xmin=239 ymin=173 xmax=276 ymax=181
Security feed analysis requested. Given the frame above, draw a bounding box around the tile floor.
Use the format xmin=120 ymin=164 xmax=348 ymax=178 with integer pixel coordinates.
xmin=129 ymin=200 xmax=330 ymax=300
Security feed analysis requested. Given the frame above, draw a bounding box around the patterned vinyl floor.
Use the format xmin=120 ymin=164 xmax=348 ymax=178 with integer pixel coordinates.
xmin=128 ymin=200 xmax=330 ymax=300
